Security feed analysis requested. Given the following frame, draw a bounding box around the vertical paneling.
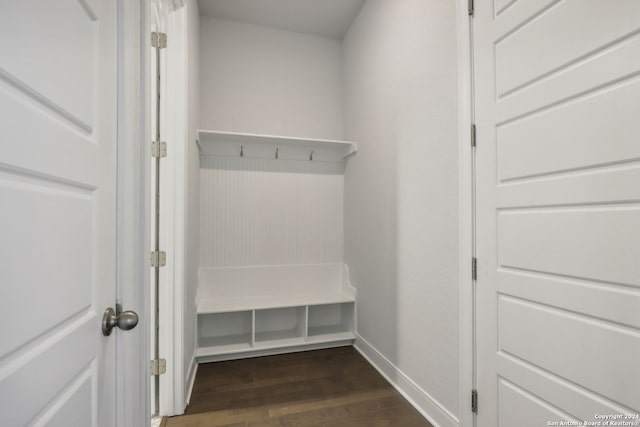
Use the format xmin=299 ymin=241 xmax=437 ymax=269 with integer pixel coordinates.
xmin=200 ymin=155 xmax=344 ymax=267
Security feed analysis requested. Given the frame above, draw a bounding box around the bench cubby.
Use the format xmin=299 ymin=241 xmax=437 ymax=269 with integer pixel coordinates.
xmin=255 ymin=306 xmax=306 ymax=345
xmin=198 ymin=310 xmax=253 ymax=354
xmin=308 ymin=302 xmax=355 ymax=341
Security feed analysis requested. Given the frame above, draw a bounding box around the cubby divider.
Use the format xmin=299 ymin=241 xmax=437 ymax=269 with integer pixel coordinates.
xmin=250 ymin=310 xmax=256 ymax=347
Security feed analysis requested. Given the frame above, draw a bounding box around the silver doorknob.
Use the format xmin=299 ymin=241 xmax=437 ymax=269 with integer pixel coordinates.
xmin=102 ymin=306 xmax=139 ymax=336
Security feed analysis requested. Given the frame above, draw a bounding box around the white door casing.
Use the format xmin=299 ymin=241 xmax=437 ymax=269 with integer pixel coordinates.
xmin=0 ymin=0 xmax=118 ymax=425
xmin=116 ymin=0 xmax=151 ymax=425
xmin=475 ymin=1 xmax=640 ymax=426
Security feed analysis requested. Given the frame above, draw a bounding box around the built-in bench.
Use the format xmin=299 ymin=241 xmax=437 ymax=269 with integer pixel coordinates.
xmin=196 ymin=263 xmax=356 ymax=361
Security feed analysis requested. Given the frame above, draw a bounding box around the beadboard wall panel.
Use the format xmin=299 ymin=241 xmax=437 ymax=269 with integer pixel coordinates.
xmin=200 ymin=156 xmax=345 ymax=267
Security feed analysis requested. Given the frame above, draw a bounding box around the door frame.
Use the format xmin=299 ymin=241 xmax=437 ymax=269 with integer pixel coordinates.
xmin=158 ymin=2 xmax=190 ymax=416
xmin=137 ymin=0 xmax=479 ymax=422
xmin=116 ymin=0 xmax=151 ymax=425
xmin=150 ymin=0 xmax=194 ymax=416
xmin=456 ymin=1 xmax=475 ymax=427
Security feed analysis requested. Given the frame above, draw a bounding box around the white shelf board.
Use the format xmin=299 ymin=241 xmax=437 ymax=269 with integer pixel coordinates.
xmin=197 ymin=129 xmax=357 ymax=160
xmin=307 ymin=325 xmax=351 ymax=337
xmin=255 ymin=329 xmax=303 ymax=343
xmin=197 ymin=334 xmax=252 ymax=356
xmin=197 ymin=340 xmax=355 ymax=363
xmin=196 ymin=332 xmax=355 ymax=358
xmin=198 ymin=129 xmax=356 ymax=150
xmin=197 ymin=291 xmax=355 ymax=315
xmin=196 ymin=342 xmax=253 ymax=358
xmin=306 ymin=331 xmax=356 ymax=344
xmin=254 ymin=336 xmax=306 ymax=348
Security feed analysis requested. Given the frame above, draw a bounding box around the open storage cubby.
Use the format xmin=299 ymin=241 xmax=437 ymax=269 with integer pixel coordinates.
xmin=198 ymin=311 xmax=253 ymax=353
xmin=195 ymin=264 xmax=357 ymax=360
xmin=308 ymin=302 xmax=355 ymax=341
xmin=255 ymin=307 xmax=306 ymax=345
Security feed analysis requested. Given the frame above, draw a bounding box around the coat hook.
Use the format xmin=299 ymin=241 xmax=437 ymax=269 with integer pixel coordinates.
xmin=310 ymin=150 xmax=314 ymax=161
xmin=240 ymin=145 xmax=244 ymax=157
xmin=275 ymin=147 xmax=279 ymax=159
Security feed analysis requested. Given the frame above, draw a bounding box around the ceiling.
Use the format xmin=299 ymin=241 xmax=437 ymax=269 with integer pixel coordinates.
xmin=198 ymin=0 xmax=366 ymax=39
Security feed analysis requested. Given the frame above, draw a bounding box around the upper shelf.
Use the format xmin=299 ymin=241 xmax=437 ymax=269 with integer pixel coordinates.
xmin=197 ymin=129 xmax=357 ymax=162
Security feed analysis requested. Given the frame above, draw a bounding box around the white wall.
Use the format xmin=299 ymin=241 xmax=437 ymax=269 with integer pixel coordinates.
xmin=183 ymin=0 xmax=200 ymax=403
xmin=199 ymin=17 xmax=344 ymax=140
xmin=343 ymin=0 xmax=460 ymax=424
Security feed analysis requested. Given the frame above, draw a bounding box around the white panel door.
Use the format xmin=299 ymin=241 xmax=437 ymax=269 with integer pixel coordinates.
xmin=474 ymin=1 xmax=640 ymax=426
xmin=0 ymin=0 xmax=117 ymax=426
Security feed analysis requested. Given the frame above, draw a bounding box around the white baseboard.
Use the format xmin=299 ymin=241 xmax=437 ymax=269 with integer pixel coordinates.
xmin=196 ymin=340 xmax=353 ymax=363
xmin=185 ymin=351 xmax=198 ymax=407
xmin=354 ymin=334 xmax=459 ymax=427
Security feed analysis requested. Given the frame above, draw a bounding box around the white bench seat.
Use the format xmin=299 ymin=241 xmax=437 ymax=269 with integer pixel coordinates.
xmin=198 ymin=291 xmax=355 ymax=314
xmin=197 ymin=263 xmax=356 ymax=314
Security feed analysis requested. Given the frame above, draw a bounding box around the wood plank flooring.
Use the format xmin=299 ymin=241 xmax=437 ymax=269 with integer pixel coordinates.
xmin=163 ymin=346 xmax=433 ymax=427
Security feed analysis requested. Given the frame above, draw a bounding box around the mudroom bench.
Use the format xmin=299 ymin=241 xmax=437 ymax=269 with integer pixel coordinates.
xmin=196 ymin=263 xmax=356 ymax=361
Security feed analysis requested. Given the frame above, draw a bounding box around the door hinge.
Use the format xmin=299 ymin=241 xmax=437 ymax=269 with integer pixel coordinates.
xmin=471 ymin=389 xmax=478 ymax=413
xmin=150 ymin=250 xmax=166 ymax=268
xmin=472 ymin=257 xmax=477 ymax=281
xmin=150 ymin=359 xmax=167 ymax=376
xmin=471 ymin=123 xmax=477 ymax=148
xmin=468 ymin=0 xmax=475 ymax=16
xmin=151 ymin=32 xmax=167 ymax=49
xmin=151 ymin=140 xmax=167 ymax=158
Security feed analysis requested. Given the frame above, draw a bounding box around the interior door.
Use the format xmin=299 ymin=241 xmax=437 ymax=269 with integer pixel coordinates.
xmin=0 ymin=0 xmax=118 ymax=425
xmin=474 ymin=1 xmax=640 ymax=425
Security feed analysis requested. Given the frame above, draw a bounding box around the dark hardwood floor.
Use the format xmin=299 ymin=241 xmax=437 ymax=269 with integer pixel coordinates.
xmin=163 ymin=346 xmax=433 ymax=427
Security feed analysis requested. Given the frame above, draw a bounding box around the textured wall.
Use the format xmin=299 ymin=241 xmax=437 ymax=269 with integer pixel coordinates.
xmin=199 ymin=17 xmax=344 ymax=140
xmin=200 ymin=156 xmax=344 ymax=267
xmin=343 ymin=0 xmax=460 ymax=421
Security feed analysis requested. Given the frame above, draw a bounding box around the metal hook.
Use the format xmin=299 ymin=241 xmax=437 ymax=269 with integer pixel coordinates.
xmin=275 ymin=147 xmax=279 ymax=159
xmin=240 ymin=145 xmax=244 ymax=157
xmin=309 ymin=150 xmax=314 ymax=161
